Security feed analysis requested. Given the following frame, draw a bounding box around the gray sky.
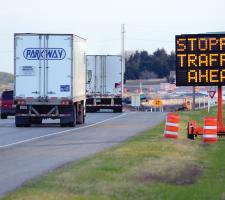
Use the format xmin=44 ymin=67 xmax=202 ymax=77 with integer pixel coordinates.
xmin=1 ymin=0 xmax=225 ymax=73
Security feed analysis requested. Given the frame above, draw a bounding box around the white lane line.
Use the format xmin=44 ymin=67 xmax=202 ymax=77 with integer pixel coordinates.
xmin=0 ymin=113 xmax=128 ymax=149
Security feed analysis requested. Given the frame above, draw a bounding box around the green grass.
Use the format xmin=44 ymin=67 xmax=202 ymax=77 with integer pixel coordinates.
xmin=1 ymin=107 xmax=225 ymax=200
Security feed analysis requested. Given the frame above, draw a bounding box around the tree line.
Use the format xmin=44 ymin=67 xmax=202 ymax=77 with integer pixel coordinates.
xmin=125 ymin=49 xmax=175 ymax=80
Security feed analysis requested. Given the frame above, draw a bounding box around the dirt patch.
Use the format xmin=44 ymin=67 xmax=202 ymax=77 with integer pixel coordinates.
xmin=136 ymin=164 xmax=202 ymax=185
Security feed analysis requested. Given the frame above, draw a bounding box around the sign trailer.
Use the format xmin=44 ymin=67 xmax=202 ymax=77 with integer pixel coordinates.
xmin=176 ymin=33 xmax=225 ymax=138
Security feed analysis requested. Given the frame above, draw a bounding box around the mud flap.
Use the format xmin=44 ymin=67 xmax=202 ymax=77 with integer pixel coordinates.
xmin=15 ymin=116 xmax=31 ymax=127
xmin=60 ymin=106 xmax=76 ymax=127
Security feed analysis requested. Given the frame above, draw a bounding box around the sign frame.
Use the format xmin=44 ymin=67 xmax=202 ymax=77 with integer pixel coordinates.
xmin=176 ymin=33 xmax=225 ymax=86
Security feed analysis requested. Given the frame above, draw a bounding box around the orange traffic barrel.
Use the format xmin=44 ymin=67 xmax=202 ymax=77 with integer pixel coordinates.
xmin=203 ymin=117 xmax=217 ymax=143
xmin=164 ymin=113 xmax=179 ymax=139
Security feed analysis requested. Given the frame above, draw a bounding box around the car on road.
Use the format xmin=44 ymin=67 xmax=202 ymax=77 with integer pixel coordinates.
xmin=0 ymin=90 xmax=16 ymax=119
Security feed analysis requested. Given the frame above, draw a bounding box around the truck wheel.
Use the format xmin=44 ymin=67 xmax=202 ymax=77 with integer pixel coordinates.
xmin=60 ymin=120 xmax=75 ymax=127
xmin=118 ymin=107 xmax=123 ymax=113
xmin=61 ymin=123 xmax=75 ymax=127
xmin=85 ymin=107 xmax=90 ymax=113
xmin=1 ymin=114 xmax=7 ymax=119
xmin=15 ymin=116 xmax=31 ymax=127
xmin=113 ymin=107 xmax=123 ymax=113
xmin=83 ymin=112 xmax=85 ymax=124
xmin=31 ymin=117 xmax=42 ymax=125
xmin=76 ymin=103 xmax=84 ymax=124
xmin=86 ymin=107 xmax=93 ymax=113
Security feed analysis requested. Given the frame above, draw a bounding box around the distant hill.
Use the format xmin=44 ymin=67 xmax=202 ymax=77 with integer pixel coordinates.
xmin=0 ymin=72 xmax=13 ymax=84
xmin=0 ymin=72 xmax=14 ymax=92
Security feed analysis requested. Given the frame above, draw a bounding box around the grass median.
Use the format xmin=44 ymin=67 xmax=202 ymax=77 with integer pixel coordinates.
xmin=2 ymin=107 xmax=225 ymax=200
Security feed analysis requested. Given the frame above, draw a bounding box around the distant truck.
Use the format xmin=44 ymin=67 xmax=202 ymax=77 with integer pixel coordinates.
xmin=14 ymin=33 xmax=86 ymax=127
xmin=177 ymin=98 xmax=192 ymax=111
xmin=86 ymin=55 xmax=123 ymax=112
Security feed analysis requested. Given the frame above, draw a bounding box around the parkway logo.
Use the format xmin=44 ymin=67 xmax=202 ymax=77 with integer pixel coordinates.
xmin=23 ymin=48 xmax=66 ymax=60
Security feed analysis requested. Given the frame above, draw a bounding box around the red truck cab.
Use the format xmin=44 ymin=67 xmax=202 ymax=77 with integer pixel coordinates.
xmin=0 ymin=90 xmax=16 ymax=119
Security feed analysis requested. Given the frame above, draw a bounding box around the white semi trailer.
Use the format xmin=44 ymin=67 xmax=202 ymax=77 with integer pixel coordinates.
xmin=86 ymin=55 xmax=123 ymax=112
xmin=14 ymin=33 xmax=86 ymax=127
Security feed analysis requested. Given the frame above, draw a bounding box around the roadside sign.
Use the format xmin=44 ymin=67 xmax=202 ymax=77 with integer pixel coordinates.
xmin=131 ymin=94 xmax=141 ymax=107
xmin=176 ymin=33 xmax=225 ymax=86
xmin=208 ymin=91 xmax=216 ymax=99
xmin=207 ymin=88 xmax=216 ymax=113
xmin=153 ymin=98 xmax=162 ymax=107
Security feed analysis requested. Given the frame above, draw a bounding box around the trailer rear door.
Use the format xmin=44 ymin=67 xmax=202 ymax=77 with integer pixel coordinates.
xmin=45 ymin=35 xmax=72 ymax=99
xmin=15 ymin=34 xmax=72 ymax=100
xmin=15 ymin=34 xmax=43 ymax=99
xmin=86 ymin=55 xmax=122 ymax=96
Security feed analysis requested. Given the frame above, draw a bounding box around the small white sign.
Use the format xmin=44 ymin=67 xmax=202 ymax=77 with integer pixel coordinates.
xmin=99 ymin=109 xmax=113 ymax=112
xmin=20 ymin=66 xmax=36 ymax=76
xmin=131 ymin=95 xmax=140 ymax=107
xmin=20 ymin=105 xmax=27 ymax=110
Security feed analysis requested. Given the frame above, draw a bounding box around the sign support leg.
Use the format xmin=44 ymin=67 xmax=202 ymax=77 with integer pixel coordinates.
xmin=217 ymin=86 xmax=223 ymax=132
xmin=192 ymin=86 xmax=196 ymax=111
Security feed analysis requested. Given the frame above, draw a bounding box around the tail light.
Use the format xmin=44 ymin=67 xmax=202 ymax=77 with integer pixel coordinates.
xmin=27 ymin=97 xmax=33 ymax=101
xmin=17 ymin=100 xmax=26 ymax=105
xmin=61 ymin=100 xmax=70 ymax=105
xmin=50 ymin=97 xmax=57 ymax=102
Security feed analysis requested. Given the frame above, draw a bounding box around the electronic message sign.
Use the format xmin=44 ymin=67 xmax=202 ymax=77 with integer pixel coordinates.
xmin=176 ymin=34 xmax=225 ymax=86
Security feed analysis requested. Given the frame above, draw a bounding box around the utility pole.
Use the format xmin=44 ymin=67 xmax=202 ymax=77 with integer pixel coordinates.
xmin=121 ymin=24 xmax=125 ymax=98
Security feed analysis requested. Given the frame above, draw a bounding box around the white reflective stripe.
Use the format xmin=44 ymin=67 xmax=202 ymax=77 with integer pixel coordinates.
xmin=203 ymin=134 xmax=218 ymax=139
xmin=204 ymin=126 xmax=217 ymax=130
xmin=165 ymin=122 xmax=178 ymax=127
xmin=164 ymin=131 xmax=178 ymax=135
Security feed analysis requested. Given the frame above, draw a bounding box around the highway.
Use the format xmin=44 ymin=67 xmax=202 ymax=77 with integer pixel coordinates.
xmin=0 ymin=112 xmax=165 ymax=196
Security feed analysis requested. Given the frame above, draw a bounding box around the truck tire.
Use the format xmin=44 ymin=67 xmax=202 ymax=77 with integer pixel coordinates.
xmin=76 ymin=103 xmax=84 ymax=124
xmin=60 ymin=106 xmax=76 ymax=127
xmin=31 ymin=117 xmax=42 ymax=125
xmin=85 ymin=107 xmax=91 ymax=113
xmin=15 ymin=116 xmax=31 ymax=127
xmin=86 ymin=106 xmax=96 ymax=113
xmin=113 ymin=107 xmax=123 ymax=113
xmin=1 ymin=113 xmax=7 ymax=119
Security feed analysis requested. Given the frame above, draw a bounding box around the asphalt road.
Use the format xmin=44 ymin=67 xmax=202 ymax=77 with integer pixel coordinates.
xmin=0 ymin=112 xmax=165 ymax=196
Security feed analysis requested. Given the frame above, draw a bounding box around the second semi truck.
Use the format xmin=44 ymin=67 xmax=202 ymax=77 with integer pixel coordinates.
xmin=86 ymin=55 xmax=123 ymax=113
xmin=14 ymin=33 xmax=86 ymax=127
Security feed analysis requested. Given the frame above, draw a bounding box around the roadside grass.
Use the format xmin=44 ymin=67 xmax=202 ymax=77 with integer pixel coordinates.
xmin=1 ymin=107 xmax=225 ymax=200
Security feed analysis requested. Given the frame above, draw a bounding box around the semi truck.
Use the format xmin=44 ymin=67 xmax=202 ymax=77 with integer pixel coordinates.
xmin=86 ymin=55 xmax=123 ymax=112
xmin=14 ymin=33 xmax=86 ymax=127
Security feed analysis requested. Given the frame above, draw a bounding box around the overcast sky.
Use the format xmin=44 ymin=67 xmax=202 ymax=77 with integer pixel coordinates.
xmin=0 ymin=0 xmax=225 ymax=73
